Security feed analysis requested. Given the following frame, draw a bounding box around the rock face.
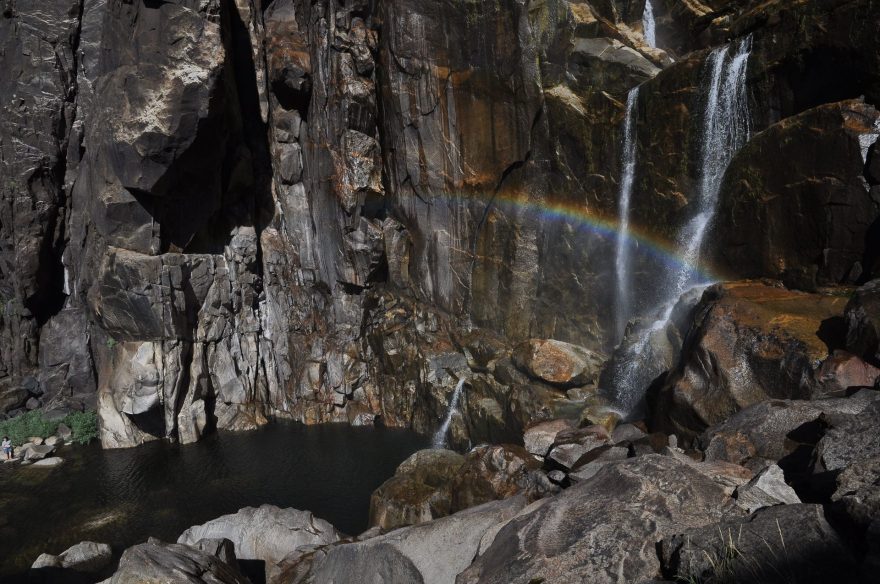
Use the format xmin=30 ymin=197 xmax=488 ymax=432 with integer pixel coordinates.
xmin=1 ymin=0 xmax=879 ymax=448
xmin=713 ymin=101 xmax=880 ymax=286
xmin=457 ymin=455 xmax=737 ymax=584
xmin=651 ymin=282 xmax=850 ymax=438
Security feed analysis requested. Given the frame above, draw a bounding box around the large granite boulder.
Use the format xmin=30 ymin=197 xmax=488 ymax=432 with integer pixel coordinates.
xmin=277 ymin=496 xmax=529 ymax=584
xmin=178 ymin=505 xmax=341 ymax=576
xmin=109 ymin=538 xmax=247 ymax=584
xmin=512 ymin=339 xmax=605 ymax=388
xmin=457 ymin=455 xmax=739 ymax=584
xmin=713 ymin=100 xmax=880 ymax=286
xmin=659 ymin=504 xmax=859 ymax=583
xmin=651 ymin=282 xmax=849 ymax=438
xmin=369 ymin=446 xmax=551 ymax=531
xmin=698 ymin=393 xmax=880 ymax=470
xmin=369 ymin=449 xmax=466 ymax=530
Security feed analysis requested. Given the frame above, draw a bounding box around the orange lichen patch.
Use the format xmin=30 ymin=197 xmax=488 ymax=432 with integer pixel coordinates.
xmin=716 ymin=281 xmax=848 ymax=361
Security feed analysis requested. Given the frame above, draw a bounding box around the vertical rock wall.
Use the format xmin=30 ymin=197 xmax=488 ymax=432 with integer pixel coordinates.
xmin=0 ymin=0 xmax=878 ymax=447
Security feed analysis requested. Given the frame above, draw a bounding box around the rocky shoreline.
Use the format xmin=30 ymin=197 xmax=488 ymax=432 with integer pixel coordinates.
xmin=26 ymin=383 xmax=879 ymax=583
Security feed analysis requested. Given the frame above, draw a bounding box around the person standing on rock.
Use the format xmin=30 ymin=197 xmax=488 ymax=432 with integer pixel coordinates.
xmin=2 ymin=436 xmax=11 ymax=460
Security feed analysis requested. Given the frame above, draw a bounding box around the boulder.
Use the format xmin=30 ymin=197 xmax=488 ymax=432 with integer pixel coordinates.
xmin=457 ymin=455 xmax=738 ymax=584
xmin=20 ymin=443 xmax=55 ymax=461
xmin=177 ymin=505 xmax=341 ymax=575
xmin=370 ymin=446 xmax=551 ymax=531
xmin=450 ymin=445 xmax=555 ymax=512
xmin=44 ymin=436 xmax=59 ymax=446
xmin=659 ymin=505 xmax=859 ymax=584
xmin=109 ymin=539 xmax=247 ymax=584
xmin=814 ymin=401 xmax=880 ymax=473
xmin=815 ymin=351 xmax=880 ymax=397
xmin=32 ymin=541 xmax=112 ymax=573
xmin=734 ymin=464 xmax=801 ymax=513
xmin=652 ymin=282 xmax=851 ymax=438
xmin=545 ymin=425 xmax=611 ymax=470
xmin=512 ymin=339 xmax=605 ymax=388
xmin=56 ymin=424 xmax=72 ymax=440
xmin=277 ymin=496 xmax=528 ymax=584
xmin=699 ymin=393 xmax=880 ymax=470
xmin=369 ymin=449 xmax=465 ymax=530
xmin=714 ymin=100 xmax=880 ymax=286
xmin=845 ymin=279 xmax=880 ymax=366
xmin=831 ymin=457 xmax=880 ymax=532
xmin=522 ymin=419 xmax=574 ymax=458
xmin=31 ymin=457 xmax=64 ymax=467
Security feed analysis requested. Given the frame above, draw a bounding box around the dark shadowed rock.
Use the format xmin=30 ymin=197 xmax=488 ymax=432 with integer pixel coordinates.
xmin=368 ymin=449 xmax=465 ymax=530
xmin=457 ymin=455 xmax=738 ymax=584
xmin=713 ymin=101 xmax=880 ymax=285
xmin=846 ymin=279 xmax=880 ymax=366
xmin=659 ymin=504 xmax=859 ymax=584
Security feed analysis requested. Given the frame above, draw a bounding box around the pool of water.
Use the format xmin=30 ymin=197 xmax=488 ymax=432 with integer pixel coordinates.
xmin=0 ymin=422 xmax=428 ymax=579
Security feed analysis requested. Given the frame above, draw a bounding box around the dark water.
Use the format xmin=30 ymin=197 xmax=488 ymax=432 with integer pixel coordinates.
xmin=0 ymin=423 xmax=427 ymax=578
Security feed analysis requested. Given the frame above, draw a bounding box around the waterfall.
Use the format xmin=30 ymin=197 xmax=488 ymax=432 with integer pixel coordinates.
xmin=607 ymin=37 xmax=752 ymax=417
xmin=615 ymin=87 xmax=640 ymax=343
xmin=432 ymin=378 xmax=465 ymax=449
xmin=670 ymin=36 xmax=752 ymax=299
xmin=643 ymin=0 xmax=656 ymax=48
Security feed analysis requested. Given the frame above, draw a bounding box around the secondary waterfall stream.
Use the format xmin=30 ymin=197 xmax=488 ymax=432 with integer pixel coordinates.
xmin=432 ymin=378 xmax=465 ymax=449
xmin=608 ymin=36 xmax=752 ymax=416
xmin=643 ymin=0 xmax=656 ymax=47
xmin=615 ymin=88 xmax=640 ymax=343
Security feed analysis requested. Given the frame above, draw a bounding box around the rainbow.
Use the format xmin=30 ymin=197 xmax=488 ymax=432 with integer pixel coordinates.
xmin=402 ymin=191 xmax=721 ymax=283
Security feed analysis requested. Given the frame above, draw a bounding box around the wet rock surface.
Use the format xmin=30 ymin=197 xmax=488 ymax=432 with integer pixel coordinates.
xmin=651 ymin=282 xmax=851 ymax=438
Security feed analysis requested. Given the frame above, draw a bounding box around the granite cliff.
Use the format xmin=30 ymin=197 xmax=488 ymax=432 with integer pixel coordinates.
xmin=1 ymin=0 xmax=878 ymax=449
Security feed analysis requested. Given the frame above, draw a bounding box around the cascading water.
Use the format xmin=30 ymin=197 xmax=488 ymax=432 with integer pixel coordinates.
xmin=607 ymin=36 xmax=752 ymax=417
xmin=671 ymin=36 xmax=752 ymax=299
xmin=432 ymin=378 xmax=466 ymax=449
xmin=615 ymin=88 xmax=640 ymax=343
xmin=643 ymin=0 xmax=657 ymax=48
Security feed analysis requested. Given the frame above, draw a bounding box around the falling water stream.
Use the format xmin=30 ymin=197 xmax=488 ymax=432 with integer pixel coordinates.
xmin=609 ymin=36 xmax=752 ymax=416
xmin=432 ymin=378 xmax=466 ymax=449
xmin=615 ymin=88 xmax=640 ymax=343
xmin=643 ymin=0 xmax=657 ymax=48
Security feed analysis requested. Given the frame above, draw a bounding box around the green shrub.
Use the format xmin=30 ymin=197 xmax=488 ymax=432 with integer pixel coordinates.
xmin=62 ymin=410 xmax=99 ymax=445
xmin=0 ymin=411 xmax=58 ymax=446
xmin=0 ymin=410 xmax=99 ymax=447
